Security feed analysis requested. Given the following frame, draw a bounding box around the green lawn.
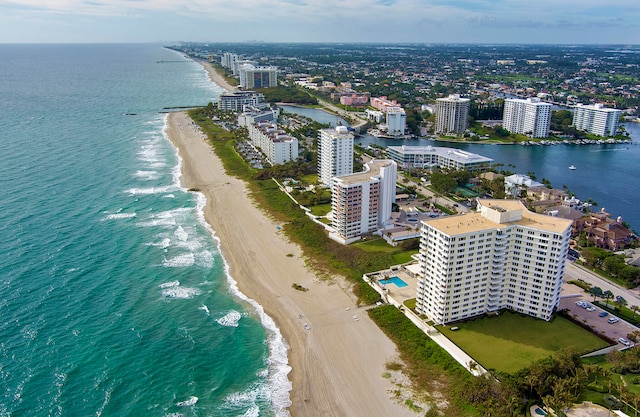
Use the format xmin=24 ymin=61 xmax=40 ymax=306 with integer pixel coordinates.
xmin=439 ymin=311 xmax=610 ymax=374
xmin=353 ymin=238 xmax=418 ymax=265
xmin=300 ymin=173 xmax=318 ymax=184
xmin=309 ymin=203 xmax=332 ymax=216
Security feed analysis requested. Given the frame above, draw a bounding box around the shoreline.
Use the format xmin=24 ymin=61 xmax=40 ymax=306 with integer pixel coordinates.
xmin=196 ymin=58 xmax=237 ymax=92
xmin=165 ymin=111 xmax=418 ymax=417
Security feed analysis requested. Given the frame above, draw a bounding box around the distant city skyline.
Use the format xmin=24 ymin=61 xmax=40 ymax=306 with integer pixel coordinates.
xmin=1 ymin=0 xmax=639 ymax=44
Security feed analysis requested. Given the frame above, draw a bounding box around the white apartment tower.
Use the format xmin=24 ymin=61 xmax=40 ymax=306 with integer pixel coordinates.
xmin=239 ymin=64 xmax=278 ymax=89
xmin=435 ymin=94 xmax=471 ymax=135
xmin=416 ymin=199 xmax=572 ymax=324
xmin=330 ymin=160 xmax=397 ymax=244
xmin=572 ymin=103 xmax=622 ymax=137
xmin=318 ymin=126 xmax=354 ymax=187
xmin=502 ymin=98 xmax=551 ymax=138
xmin=386 ymin=107 xmax=406 ymax=136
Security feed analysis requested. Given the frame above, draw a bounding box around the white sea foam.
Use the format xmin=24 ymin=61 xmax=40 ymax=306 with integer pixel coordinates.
xmin=198 ymin=305 xmax=209 ymax=315
xmin=161 ymin=286 xmax=201 ymax=300
xmin=126 ymin=185 xmax=174 ymax=196
xmin=174 ymin=225 xmax=188 ymax=242
xmin=216 ymin=310 xmax=242 ymax=327
xmin=164 ymin=115 xmax=292 ymax=416
xmin=162 ymin=253 xmax=195 ymax=268
xmin=160 ymin=280 xmax=180 ymax=289
xmin=242 ymin=405 xmax=260 ymax=417
xmin=101 ymin=212 xmax=137 ymax=221
xmin=175 ymin=396 xmax=198 ymax=407
xmin=133 ymin=170 xmax=160 ymax=181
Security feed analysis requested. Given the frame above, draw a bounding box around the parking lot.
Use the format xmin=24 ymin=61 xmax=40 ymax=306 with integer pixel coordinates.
xmin=559 ymin=295 xmax=638 ymax=349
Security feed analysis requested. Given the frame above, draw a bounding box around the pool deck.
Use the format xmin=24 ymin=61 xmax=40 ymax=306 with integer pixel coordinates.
xmin=364 ymin=266 xmax=489 ymax=377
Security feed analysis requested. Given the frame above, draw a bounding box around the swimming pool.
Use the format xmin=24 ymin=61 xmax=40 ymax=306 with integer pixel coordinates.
xmin=378 ymin=276 xmax=408 ymax=288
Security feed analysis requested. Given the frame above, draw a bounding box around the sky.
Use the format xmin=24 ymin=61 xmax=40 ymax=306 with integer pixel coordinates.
xmin=0 ymin=0 xmax=639 ymax=44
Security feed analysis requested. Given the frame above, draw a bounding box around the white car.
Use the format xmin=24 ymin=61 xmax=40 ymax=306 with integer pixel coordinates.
xmin=608 ymin=317 xmax=620 ymax=324
xmin=586 ymin=306 xmax=596 ymax=312
xmin=619 ymin=338 xmax=631 ymax=346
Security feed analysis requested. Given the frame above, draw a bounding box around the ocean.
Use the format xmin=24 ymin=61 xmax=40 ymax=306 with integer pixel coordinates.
xmin=281 ymin=105 xmax=640 ymax=230
xmin=0 ymin=44 xmax=290 ymax=417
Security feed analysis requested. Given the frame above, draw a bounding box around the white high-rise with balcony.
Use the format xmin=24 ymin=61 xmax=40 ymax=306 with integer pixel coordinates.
xmin=386 ymin=107 xmax=406 ymax=136
xmin=416 ymin=199 xmax=572 ymax=324
xmin=330 ymin=160 xmax=397 ymax=244
xmin=502 ymin=98 xmax=551 ymax=138
xmin=435 ymin=94 xmax=470 ymax=135
xmin=318 ymin=126 xmax=354 ymax=187
xmin=573 ymin=103 xmax=622 ymax=137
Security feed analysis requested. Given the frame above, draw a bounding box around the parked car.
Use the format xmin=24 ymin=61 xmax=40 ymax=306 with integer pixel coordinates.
xmin=619 ymin=337 xmax=631 ymax=346
xmin=608 ymin=317 xmax=620 ymax=324
xmin=586 ymin=306 xmax=596 ymax=312
xmin=599 ymin=311 xmax=609 ymax=317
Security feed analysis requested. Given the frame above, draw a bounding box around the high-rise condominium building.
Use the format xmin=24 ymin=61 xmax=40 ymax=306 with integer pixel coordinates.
xmin=386 ymin=107 xmax=406 ymax=136
xmin=239 ymin=64 xmax=278 ymax=89
xmin=416 ymin=199 xmax=572 ymax=324
xmin=330 ymin=160 xmax=397 ymax=244
xmin=317 ymin=126 xmax=354 ymax=187
xmin=572 ymin=103 xmax=622 ymax=137
xmin=435 ymin=94 xmax=470 ymax=135
xmin=502 ymin=98 xmax=551 ymax=138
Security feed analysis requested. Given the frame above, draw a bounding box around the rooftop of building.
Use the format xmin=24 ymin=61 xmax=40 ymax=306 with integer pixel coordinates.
xmin=423 ymin=199 xmax=573 ymax=235
xmin=436 ymin=94 xmax=470 ymax=102
xmin=320 ymin=125 xmax=353 ymax=138
xmin=334 ymin=159 xmax=396 ymax=186
xmin=387 ymin=145 xmax=493 ymax=164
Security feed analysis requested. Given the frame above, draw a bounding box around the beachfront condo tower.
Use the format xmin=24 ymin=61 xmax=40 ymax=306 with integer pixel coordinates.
xmin=239 ymin=64 xmax=278 ymax=89
xmin=435 ymin=94 xmax=471 ymax=135
xmin=330 ymin=160 xmax=397 ymax=244
xmin=318 ymin=126 xmax=354 ymax=187
xmin=502 ymin=98 xmax=552 ymax=138
xmin=572 ymin=103 xmax=622 ymax=137
xmin=416 ymin=199 xmax=572 ymax=324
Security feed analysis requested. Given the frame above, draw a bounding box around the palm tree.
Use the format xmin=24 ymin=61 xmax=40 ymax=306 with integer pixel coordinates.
xmin=603 ymin=290 xmax=614 ymax=308
xmin=590 ymin=286 xmax=603 ymax=303
xmin=631 ymin=305 xmax=639 ymax=320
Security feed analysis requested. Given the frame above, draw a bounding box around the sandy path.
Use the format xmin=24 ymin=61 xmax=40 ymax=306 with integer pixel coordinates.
xmin=166 ymin=111 xmax=417 ymax=417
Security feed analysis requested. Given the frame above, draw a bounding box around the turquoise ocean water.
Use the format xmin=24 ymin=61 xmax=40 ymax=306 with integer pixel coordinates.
xmin=0 ymin=44 xmax=290 ymax=416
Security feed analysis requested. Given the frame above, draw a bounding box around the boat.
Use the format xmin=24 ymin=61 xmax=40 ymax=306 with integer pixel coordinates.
xmin=569 ymin=165 xmax=576 ymax=170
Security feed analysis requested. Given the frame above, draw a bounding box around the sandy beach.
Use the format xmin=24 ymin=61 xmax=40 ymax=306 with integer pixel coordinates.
xmin=166 ymin=111 xmax=418 ymax=417
xmin=198 ymin=59 xmax=236 ymax=92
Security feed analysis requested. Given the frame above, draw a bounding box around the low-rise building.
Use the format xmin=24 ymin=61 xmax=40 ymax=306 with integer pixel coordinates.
xmin=386 ymin=145 xmax=492 ymax=172
xmin=370 ymin=96 xmax=401 ymax=112
xmin=237 ymin=106 xmax=279 ymax=128
xmin=248 ymin=122 xmax=298 ymax=165
xmin=504 ymin=174 xmax=544 ymax=198
xmin=573 ymin=209 xmax=636 ymax=250
xmin=218 ymin=91 xmax=265 ymax=112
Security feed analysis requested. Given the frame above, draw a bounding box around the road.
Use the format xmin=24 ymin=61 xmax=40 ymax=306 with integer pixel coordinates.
xmin=564 ymin=262 xmax=640 ymax=308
